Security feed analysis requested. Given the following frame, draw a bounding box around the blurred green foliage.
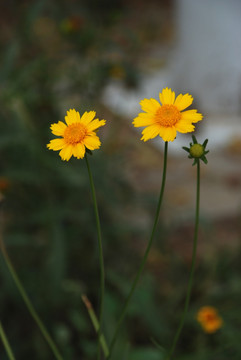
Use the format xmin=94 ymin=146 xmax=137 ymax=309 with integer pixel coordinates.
xmin=0 ymin=0 xmax=241 ymax=359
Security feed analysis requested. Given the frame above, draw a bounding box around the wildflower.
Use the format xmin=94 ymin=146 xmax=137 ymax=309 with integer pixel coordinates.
xmin=47 ymin=109 xmax=106 ymax=161
xmin=133 ymin=87 xmax=203 ymax=142
xmin=183 ymin=135 xmax=209 ymax=165
xmin=197 ymin=306 xmax=223 ymax=334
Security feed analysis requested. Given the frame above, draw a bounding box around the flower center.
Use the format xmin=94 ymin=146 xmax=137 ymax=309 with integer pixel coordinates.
xmin=205 ymin=313 xmax=216 ymax=322
xmin=64 ymin=123 xmax=87 ymax=144
xmin=190 ymin=144 xmax=204 ymax=158
xmin=155 ymin=105 xmax=181 ymax=127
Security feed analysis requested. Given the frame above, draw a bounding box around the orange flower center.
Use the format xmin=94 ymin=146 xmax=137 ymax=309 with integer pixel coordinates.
xmin=155 ymin=104 xmax=181 ymax=127
xmin=64 ymin=123 xmax=87 ymax=144
xmin=204 ymin=313 xmax=216 ymax=323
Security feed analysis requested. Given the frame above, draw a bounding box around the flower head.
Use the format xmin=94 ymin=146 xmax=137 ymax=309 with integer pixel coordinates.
xmin=183 ymin=135 xmax=209 ymax=165
xmin=133 ymin=87 xmax=203 ymax=142
xmin=47 ymin=109 xmax=106 ymax=161
xmin=197 ymin=306 xmax=223 ymax=334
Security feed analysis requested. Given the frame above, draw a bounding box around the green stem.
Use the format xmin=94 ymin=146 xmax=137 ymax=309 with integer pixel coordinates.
xmin=0 ymin=321 xmax=16 ymax=360
xmin=85 ymin=155 xmax=105 ymax=360
xmin=0 ymin=241 xmax=63 ymax=360
xmin=82 ymin=295 xmax=109 ymax=358
xmin=107 ymin=142 xmax=169 ymax=359
xmin=165 ymin=159 xmax=200 ymax=360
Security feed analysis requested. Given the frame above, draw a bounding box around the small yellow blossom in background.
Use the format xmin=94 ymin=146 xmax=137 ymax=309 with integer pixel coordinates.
xmin=133 ymin=87 xmax=203 ymax=142
xmin=47 ymin=109 xmax=106 ymax=161
xmin=197 ymin=306 xmax=223 ymax=334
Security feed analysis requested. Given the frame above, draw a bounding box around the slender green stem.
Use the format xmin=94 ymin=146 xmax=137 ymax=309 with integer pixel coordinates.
xmin=0 ymin=321 xmax=16 ymax=360
xmin=165 ymin=160 xmax=200 ymax=360
xmin=107 ymin=142 xmax=169 ymax=359
xmin=82 ymin=295 xmax=109 ymax=358
xmin=0 ymin=241 xmax=63 ymax=360
xmin=85 ymin=155 xmax=105 ymax=360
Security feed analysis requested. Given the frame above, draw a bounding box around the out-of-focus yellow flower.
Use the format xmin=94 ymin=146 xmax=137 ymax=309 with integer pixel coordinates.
xmin=197 ymin=306 xmax=223 ymax=334
xmin=133 ymin=87 xmax=203 ymax=142
xmin=47 ymin=109 xmax=106 ymax=161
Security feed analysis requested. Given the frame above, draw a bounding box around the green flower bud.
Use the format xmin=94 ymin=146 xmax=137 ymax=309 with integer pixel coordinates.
xmin=183 ymin=135 xmax=209 ymax=166
xmin=190 ymin=144 xmax=205 ymax=158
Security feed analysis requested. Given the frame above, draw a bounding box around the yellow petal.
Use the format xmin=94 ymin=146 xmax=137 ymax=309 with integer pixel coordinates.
xmin=174 ymin=93 xmax=193 ymax=111
xmin=175 ymin=119 xmax=195 ymax=133
xmin=86 ymin=119 xmax=106 ymax=132
xmin=47 ymin=138 xmax=66 ymax=150
xmin=83 ymin=135 xmax=101 ymax=150
xmin=140 ymin=98 xmax=160 ymax=114
xmin=59 ymin=145 xmax=73 ymax=161
xmin=133 ymin=113 xmax=155 ymax=127
xmin=181 ymin=110 xmax=203 ymax=123
xmin=140 ymin=124 xmax=162 ymax=142
xmin=80 ymin=111 xmax=96 ymax=125
xmin=159 ymin=88 xmax=175 ymax=105
xmin=65 ymin=109 xmax=81 ymax=125
xmin=50 ymin=121 xmax=67 ymax=136
xmin=72 ymin=143 xmax=85 ymax=159
xmin=159 ymin=126 xmax=177 ymax=142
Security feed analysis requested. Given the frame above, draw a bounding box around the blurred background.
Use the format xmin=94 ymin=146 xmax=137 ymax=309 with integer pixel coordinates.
xmin=0 ymin=0 xmax=241 ymax=359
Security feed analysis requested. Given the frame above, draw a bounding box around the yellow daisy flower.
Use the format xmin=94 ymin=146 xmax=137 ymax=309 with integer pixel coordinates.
xmin=197 ymin=306 xmax=223 ymax=334
xmin=133 ymin=87 xmax=203 ymax=142
xmin=47 ymin=109 xmax=106 ymax=161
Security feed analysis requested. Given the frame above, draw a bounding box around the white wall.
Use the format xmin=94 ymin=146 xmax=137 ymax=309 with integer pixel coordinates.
xmin=172 ymin=0 xmax=241 ymax=114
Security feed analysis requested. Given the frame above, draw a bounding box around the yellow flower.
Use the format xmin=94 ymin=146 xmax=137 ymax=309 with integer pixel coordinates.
xmin=133 ymin=87 xmax=203 ymax=142
xmin=197 ymin=306 xmax=223 ymax=334
xmin=47 ymin=109 xmax=106 ymax=161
